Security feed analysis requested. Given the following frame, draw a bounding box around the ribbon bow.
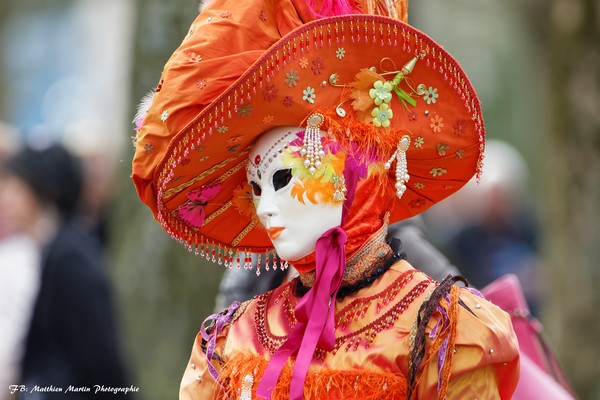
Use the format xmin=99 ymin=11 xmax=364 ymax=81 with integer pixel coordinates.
xmin=200 ymin=301 xmax=241 ymax=381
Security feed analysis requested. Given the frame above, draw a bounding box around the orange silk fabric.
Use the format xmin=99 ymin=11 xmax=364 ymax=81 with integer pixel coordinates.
xmin=180 ymin=260 xmax=520 ymax=399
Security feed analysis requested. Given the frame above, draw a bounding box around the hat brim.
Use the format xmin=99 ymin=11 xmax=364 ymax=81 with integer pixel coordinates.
xmin=138 ymin=15 xmax=484 ymax=255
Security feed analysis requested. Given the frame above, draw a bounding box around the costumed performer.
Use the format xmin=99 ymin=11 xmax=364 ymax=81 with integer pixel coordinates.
xmin=131 ymin=0 xmax=520 ymax=398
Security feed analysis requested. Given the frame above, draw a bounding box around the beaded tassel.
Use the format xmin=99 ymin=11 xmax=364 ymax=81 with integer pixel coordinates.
xmin=239 ymin=373 xmax=254 ymax=400
xmin=301 ymin=113 xmax=325 ymax=175
xmin=384 ymin=135 xmax=410 ymax=198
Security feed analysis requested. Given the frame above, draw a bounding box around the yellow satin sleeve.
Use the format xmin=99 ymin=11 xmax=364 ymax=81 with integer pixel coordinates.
xmin=180 ymin=324 xmax=231 ymax=400
xmin=417 ymin=286 xmax=520 ymax=399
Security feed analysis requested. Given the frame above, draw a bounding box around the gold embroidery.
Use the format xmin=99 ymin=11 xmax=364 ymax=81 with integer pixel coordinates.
xmin=203 ymin=201 xmax=232 ymax=226
xmin=162 ymin=149 xmax=250 ymax=199
xmin=231 ymin=220 xmax=258 ymax=247
xmin=254 ymin=271 xmax=432 ymax=356
xmin=232 ymin=300 xmax=251 ymax=324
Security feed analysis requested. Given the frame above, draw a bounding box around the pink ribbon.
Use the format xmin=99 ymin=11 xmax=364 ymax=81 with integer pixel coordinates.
xmin=256 ymin=227 xmax=347 ymax=399
xmin=256 ymin=154 xmax=359 ymax=399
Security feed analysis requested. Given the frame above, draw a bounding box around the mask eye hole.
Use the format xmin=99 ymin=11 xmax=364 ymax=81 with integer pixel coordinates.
xmin=250 ymin=181 xmax=262 ymax=196
xmin=273 ymin=169 xmax=293 ymax=191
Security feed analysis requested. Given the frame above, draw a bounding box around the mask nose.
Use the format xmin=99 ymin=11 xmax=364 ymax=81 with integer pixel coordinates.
xmin=256 ymin=188 xmax=279 ymax=222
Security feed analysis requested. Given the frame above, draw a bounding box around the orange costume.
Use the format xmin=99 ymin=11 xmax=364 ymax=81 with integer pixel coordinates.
xmin=180 ymin=258 xmax=519 ymax=399
xmin=131 ymin=0 xmax=520 ymax=398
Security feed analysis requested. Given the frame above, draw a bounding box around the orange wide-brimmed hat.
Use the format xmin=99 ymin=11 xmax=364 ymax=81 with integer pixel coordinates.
xmin=132 ymin=0 xmax=484 ymax=264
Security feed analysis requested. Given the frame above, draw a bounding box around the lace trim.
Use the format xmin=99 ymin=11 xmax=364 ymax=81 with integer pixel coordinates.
xmin=299 ymin=216 xmax=392 ymax=288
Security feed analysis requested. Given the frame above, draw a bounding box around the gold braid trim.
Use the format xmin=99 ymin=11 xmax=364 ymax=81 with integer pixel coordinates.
xmin=203 ymin=201 xmax=232 ymax=226
xmin=161 ymin=149 xmax=249 ymax=199
xmin=231 ymin=220 xmax=258 ymax=247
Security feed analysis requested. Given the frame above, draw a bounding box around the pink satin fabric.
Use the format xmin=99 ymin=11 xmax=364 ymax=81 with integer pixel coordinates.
xmin=256 ymin=227 xmax=347 ymax=399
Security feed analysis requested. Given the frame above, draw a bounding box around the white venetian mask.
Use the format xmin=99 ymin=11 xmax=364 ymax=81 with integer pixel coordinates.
xmin=247 ymin=126 xmax=343 ymax=261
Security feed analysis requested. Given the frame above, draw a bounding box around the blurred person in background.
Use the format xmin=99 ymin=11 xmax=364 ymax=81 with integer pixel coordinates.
xmin=0 ymin=143 xmax=129 ymax=398
xmin=0 ymin=123 xmax=41 ymax=400
xmin=446 ymin=140 xmax=541 ymax=314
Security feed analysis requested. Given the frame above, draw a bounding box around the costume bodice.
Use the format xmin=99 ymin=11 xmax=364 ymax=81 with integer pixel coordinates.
xmin=180 ymin=260 xmax=519 ymax=399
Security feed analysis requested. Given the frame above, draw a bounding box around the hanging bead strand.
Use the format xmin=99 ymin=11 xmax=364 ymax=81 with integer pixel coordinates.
xmin=384 ymin=135 xmax=411 ymax=199
xmin=301 ymin=113 xmax=325 ymax=175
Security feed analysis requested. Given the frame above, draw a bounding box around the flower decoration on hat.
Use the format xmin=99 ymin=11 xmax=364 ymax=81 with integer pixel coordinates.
xmin=370 ymin=80 xmax=393 ymax=105
xmin=372 ymin=103 xmax=393 ymax=127
xmin=316 ymin=55 xmax=431 ymax=199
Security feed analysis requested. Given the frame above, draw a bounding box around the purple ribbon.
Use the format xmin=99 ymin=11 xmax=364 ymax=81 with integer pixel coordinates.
xmin=200 ymin=301 xmax=241 ymax=381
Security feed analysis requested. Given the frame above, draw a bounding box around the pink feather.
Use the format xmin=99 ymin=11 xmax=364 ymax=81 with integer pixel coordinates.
xmin=304 ymin=0 xmax=361 ymax=17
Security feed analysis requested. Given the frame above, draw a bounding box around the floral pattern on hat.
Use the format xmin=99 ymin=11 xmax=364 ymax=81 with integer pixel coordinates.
xmin=302 ymin=87 xmax=316 ymax=104
xmin=430 ymin=115 xmax=444 ymax=133
xmin=263 ymin=85 xmax=278 ymax=101
xmin=311 ymin=58 xmax=325 ymax=75
xmin=423 ymin=87 xmax=438 ymax=104
xmin=285 ymin=70 xmax=299 ymax=87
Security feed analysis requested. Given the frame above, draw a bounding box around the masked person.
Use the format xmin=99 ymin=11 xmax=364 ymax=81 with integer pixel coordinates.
xmin=132 ymin=0 xmax=520 ymax=398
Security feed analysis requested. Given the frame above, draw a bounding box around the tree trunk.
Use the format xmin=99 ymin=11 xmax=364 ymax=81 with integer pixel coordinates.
xmin=525 ymin=0 xmax=600 ymax=398
xmin=109 ymin=1 xmax=225 ymax=399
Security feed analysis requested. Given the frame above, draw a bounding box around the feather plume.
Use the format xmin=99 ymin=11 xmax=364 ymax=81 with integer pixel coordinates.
xmin=348 ymin=69 xmax=385 ymax=123
xmin=304 ymin=0 xmax=361 ymax=17
xmin=132 ymin=91 xmax=156 ymax=131
xmin=354 ymin=0 xmax=408 ymax=22
xmin=282 ymin=144 xmax=345 ymax=204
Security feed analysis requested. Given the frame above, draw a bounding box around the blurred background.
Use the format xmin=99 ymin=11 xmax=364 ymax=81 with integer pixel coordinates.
xmin=0 ymin=0 xmax=598 ymax=399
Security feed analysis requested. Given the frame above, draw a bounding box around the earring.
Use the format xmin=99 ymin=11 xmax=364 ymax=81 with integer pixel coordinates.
xmin=332 ymin=174 xmax=347 ymax=202
xmin=301 ymin=113 xmax=325 ymax=175
xmin=384 ymin=135 xmax=411 ymax=198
